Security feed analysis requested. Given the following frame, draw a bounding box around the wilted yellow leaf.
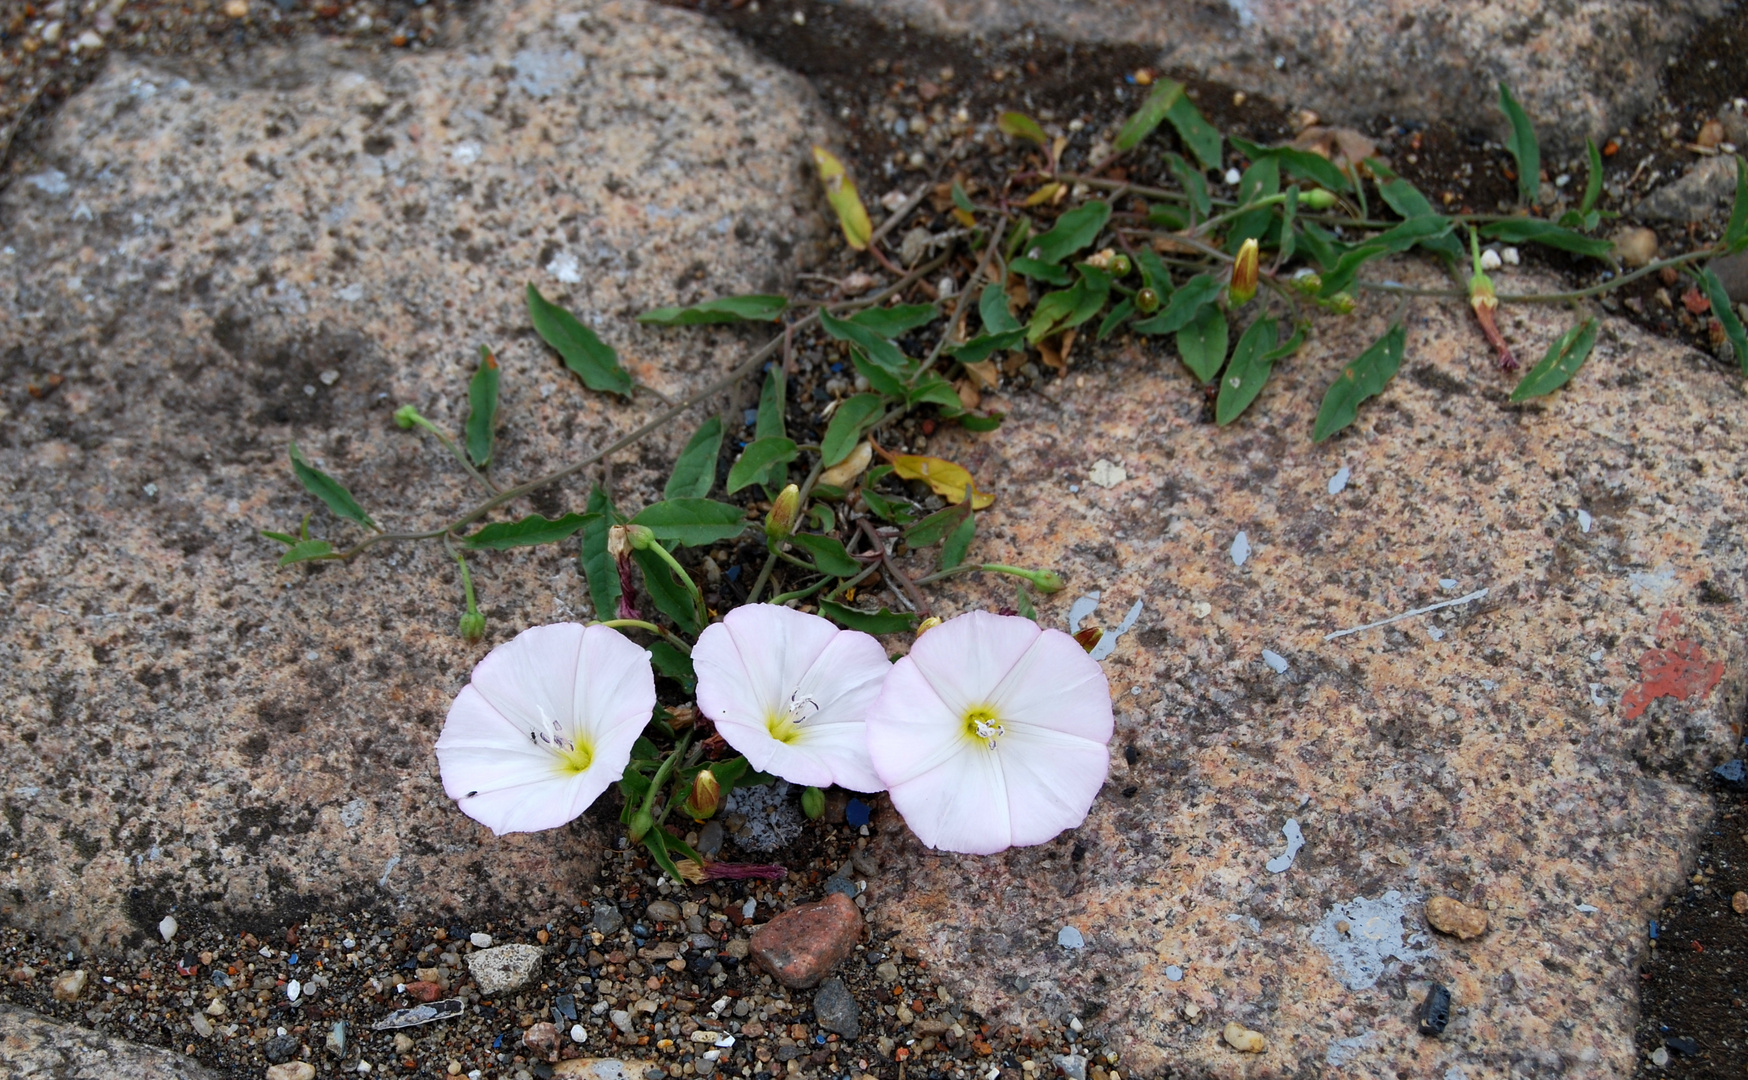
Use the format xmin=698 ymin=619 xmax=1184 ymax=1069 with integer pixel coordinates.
xmin=1024 ymin=182 xmax=1063 ymax=207
xmin=997 ymin=111 xmax=1047 ymax=146
xmin=884 ymin=450 xmax=995 ymax=509
xmin=812 ymin=146 xmax=872 ymax=251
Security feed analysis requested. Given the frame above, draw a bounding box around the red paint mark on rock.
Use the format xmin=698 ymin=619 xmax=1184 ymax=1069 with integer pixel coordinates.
xmin=1620 ymin=611 xmax=1724 ymax=721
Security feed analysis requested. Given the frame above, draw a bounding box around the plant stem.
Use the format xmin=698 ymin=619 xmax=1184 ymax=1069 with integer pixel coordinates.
xmin=745 ymin=553 xmax=779 ymax=605
xmin=767 ymin=576 xmax=834 ymax=605
xmin=823 ymin=564 xmax=881 ymax=603
xmin=640 ymin=730 xmax=692 ymax=819
xmin=1354 ymin=248 xmax=1716 ymax=304
xmin=594 ymin=618 xmax=693 ymax=655
xmin=401 ymin=410 xmax=499 ymax=496
xmin=1193 ymin=193 xmax=1288 ymax=236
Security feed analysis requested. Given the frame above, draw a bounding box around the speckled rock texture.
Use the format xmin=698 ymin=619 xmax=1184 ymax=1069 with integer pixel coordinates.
xmin=868 ymin=262 xmax=1747 ymax=1078
xmin=841 ymin=0 xmax=1727 ymax=150
xmin=0 ymin=1003 xmax=224 ymax=1079
xmin=0 ymin=0 xmax=827 ymax=949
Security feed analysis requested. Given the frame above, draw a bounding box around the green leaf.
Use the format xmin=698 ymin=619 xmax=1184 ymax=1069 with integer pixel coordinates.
xmin=579 ymin=488 xmax=622 ymax=620
xmin=998 ymin=111 xmax=1047 ymax=145
xmin=1135 ymin=248 xmax=1173 ymax=296
xmin=641 ymin=826 xmax=684 ymax=884
xmin=465 ymin=347 xmax=500 ymax=467
xmin=820 ymin=393 xmax=886 ymax=467
xmin=1114 ymin=79 xmax=1186 ymax=152
xmin=1498 ymin=82 xmax=1541 ymax=207
xmin=1579 ymin=138 xmax=1604 ymax=217
xmin=664 ymin=416 xmax=724 ymax=500
xmin=906 ymin=374 xmax=966 ymax=416
xmin=1230 ymin=136 xmax=1351 ymax=192
xmin=754 ymin=365 xmax=787 ymax=488
xmin=1296 ymin=221 xmax=1345 ymax=271
xmin=1264 ymin=323 xmax=1307 ymax=363
xmin=1238 ymin=156 xmax=1280 ymax=205
xmin=945 ymin=328 xmax=1026 ymax=366
xmin=1134 ymin=274 xmax=1223 ymax=335
xmin=951 ymin=181 xmax=976 ymax=213
xmin=1176 ymin=303 xmax=1229 ymax=384
xmin=1377 ymin=178 xmax=1438 ymax=220
xmin=1478 ymin=219 xmax=1613 ymax=259
xmin=958 ymin=412 xmax=1005 ymax=432
xmin=852 ymin=351 xmax=907 ymax=397
xmin=1510 ymin=318 xmax=1599 ymax=401
xmin=633 ymin=547 xmax=701 ymax=637
xmin=789 ymin=534 xmax=861 ymax=577
xmin=648 ymin=641 xmax=696 ymax=691
xmin=1317 ymin=242 xmax=1389 ymax=298
xmin=1698 ymin=267 xmax=1748 ymax=374
xmin=1098 ymin=297 xmax=1136 ymax=341
xmin=1276 ymin=185 xmax=1299 ymax=266
xmin=1027 ymin=266 xmax=1111 ymax=343
xmin=464 ymin=513 xmax=592 ymax=550
xmin=820 ymin=308 xmax=912 ymax=376
xmin=260 ymin=529 xmax=298 ymax=546
xmin=1313 ymin=321 xmax=1407 ymax=443
xmin=527 ymin=284 xmax=633 ymax=397
xmin=859 ymin=465 xmax=906 ymax=523
xmin=980 ymin=282 xmax=1022 ymax=333
xmin=727 ymin=437 xmax=800 ymax=493
xmin=277 ymin=539 xmax=335 ymax=565
xmin=1167 ymin=154 xmax=1211 ymax=219
xmin=1724 ymin=156 xmax=1748 ymax=254
xmin=1166 ymin=93 xmax=1223 ymax=171
xmin=1146 ymin=203 xmax=1188 ymax=230
xmin=288 ymin=443 xmax=377 ymax=531
xmin=817 ymin=600 xmax=917 ymax=635
xmin=850 ymin=304 xmax=939 ymax=338
xmin=905 ymin=503 xmax=971 ymax=548
xmin=1015 ymin=584 xmax=1038 ymax=620
xmin=631 ymin=499 xmax=749 ymax=547
xmin=1215 ymin=317 xmax=1278 ymax=424
xmin=941 ymin=510 xmax=976 ymax=571
xmin=1009 ymin=257 xmax=1072 ymax=284
xmin=637 ymin=294 xmax=788 ymax=326
xmin=1030 ymin=201 xmax=1111 ymax=265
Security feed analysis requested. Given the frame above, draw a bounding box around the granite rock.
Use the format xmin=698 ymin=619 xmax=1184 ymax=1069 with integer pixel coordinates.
xmin=1637 ymin=155 xmax=1740 ymax=222
xmin=750 ymin=893 xmax=864 ymax=988
xmin=830 ymin=0 xmax=1727 ymax=150
xmin=869 ymin=259 xmax=1747 ymax=1077
xmin=467 ymin=943 xmax=545 ymax=995
xmin=0 ymin=0 xmax=827 ymax=949
xmin=0 ymin=1003 xmax=224 ymax=1079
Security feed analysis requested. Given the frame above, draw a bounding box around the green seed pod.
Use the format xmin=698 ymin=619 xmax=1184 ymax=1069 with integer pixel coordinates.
xmin=1108 ymin=254 xmax=1132 ymax=278
xmin=628 ymin=808 xmax=654 ymax=844
xmin=1136 ymin=287 xmax=1161 ymax=314
xmin=800 ymin=785 xmax=826 ymax=821
xmin=457 ymin=610 xmax=486 ymax=643
xmin=1297 ymin=188 xmax=1339 ymax=210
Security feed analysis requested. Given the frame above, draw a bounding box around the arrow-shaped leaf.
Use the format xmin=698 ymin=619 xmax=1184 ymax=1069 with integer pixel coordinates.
xmin=463 ymin=513 xmax=592 ymax=550
xmin=1215 ymin=317 xmax=1278 ymax=425
xmin=631 ymin=499 xmax=749 ymax=547
xmin=527 ymin=284 xmax=633 ymax=396
xmin=665 ymin=416 xmax=724 ymax=500
xmin=1509 ymin=318 xmax=1598 ymax=401
xmin=1313 ymin=322 xmax=1407 ymax=443
xmin=637 ymin=295 xmax=788 ymax=326
xmin=465 ymin=346 xmax=499 ymax=467
xmin=727 ymin=437 xmax=800 ymax=493
xmin=289 ymin=443 xmax=377 ymax=531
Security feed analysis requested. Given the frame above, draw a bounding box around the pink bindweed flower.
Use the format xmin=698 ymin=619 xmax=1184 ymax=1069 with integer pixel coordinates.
xmin=435 ymin=623 xmax=655 ymax=835
xmin=865 ymin=610 xmax=1113 ymax=855
xmin=692 ymin=604 xmax=889 ymax=792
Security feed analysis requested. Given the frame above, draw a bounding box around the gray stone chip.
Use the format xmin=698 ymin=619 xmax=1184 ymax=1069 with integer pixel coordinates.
xmin=812 ymin=976 xmax=861 ymax=1038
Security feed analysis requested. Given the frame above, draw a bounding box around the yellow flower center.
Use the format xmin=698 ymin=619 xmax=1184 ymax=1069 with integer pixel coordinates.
xmin=766 ymin=712 xmax=802 ymax=745
xmin=554 ymin=739 xmax=594 ymax=776
xmin=962 ymin=705 xmax=1004 ymax=749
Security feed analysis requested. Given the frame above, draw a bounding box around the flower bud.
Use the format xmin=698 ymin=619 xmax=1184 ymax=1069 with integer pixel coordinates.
xmin=765 ymin=484 xmax=802 ymax=541
xmin=1107 ymin=253 xmax=1132 ymax=278
xmin=393 ymin=404 xmax=420 ymax=430
xmin=1290 ymin=269 xmax=1323 ymax=294
xmin=607 ymin=524 xmax=630 ymax=559
xmin=628 ymin=808 xmax=654 ymax=844
xmin=1297 ymin=188 xmax=1339 ymax=210
xmin=1073 ymin=626 xmax=1103 ymax=653
xmin=1228 ymin=237 xmax=1260 ymax=306
xmin=1323 ymin=292 xmax=1356 ymax=315
xmin=684 ymin=769 xmax=723 ymax=821
xmin=800 ymin=785 xmax=826 ymax=821
xmin=1135 ymin=287 xmax=1161 ymax=314
xmin=915 ymin=616 xmax=942 ymax=637
xmin=624 ymin=524 xmax=657 ymax=551
xmin=457 ymin=610 xmax=486 ymax=643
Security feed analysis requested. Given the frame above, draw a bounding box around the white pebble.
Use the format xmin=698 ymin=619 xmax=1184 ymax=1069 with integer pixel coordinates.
xmin=1165 ymin=965 xmax=1184 ymax=982
xmin=1069 ymin=1016 xmax=1083 ymax=1033
xmin=1261 ymin=649 xmax=1289 ymax=674
xmin=938 ymin=276 xmax=957 ymax=298
xmin=470 ymin=932 xmax=493 ymax=948
xmin=571 ymin=1024 xmax=588 ymax=1044
xmin=158 ymin=915 xmax=177 ymax=943
xmin=1223 ymin=167 xmax=1242 ymax=186
xmin=1327 ymin=466 xmax=1350 ymax=495
xmin=1502 ymin=246 xmax=1521 ymax=266
xmin=1230 ymin=531 xmax=1251 ymax=567
xmin=1056 ymin=926 xmax=1085 ymax=949
xmin=741 ymin=898 xmax=756 ymax=919
xmin=287 ymin=979 xmax=302 ymax=1002
xmin=1479 ymin=248 xmax=1502 ymax=271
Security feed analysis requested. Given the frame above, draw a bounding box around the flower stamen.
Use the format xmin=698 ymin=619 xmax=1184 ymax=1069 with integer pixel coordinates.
xmin=963 ymin=705 xmax=1004 ymax=749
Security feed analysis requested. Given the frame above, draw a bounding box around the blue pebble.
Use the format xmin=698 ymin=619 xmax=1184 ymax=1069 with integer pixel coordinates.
xmin=744 ymin=409 xmax=760 ymax=427
xmin=287 ymin=953 xmax=298 ymax=966
xmin=845 ymin=798 xmax=870 ymax=827
xmin=727 ymin=565 xmax=742 ymax=582
xmin=829 ymin=363 xmax=844 ymax=374
xmin=816 ymin=1035 xmax=827 ymax=1045
xmin=1649 ymin=920 xmax=1659 ymax=940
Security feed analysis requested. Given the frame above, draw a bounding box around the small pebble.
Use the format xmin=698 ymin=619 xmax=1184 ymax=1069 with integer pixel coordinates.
xmin=1222 ymin=1022 xmax=1265 ymax=1053
xmin=1732 ymin=890 xmax=1748 ymax=914
xmin=470 ymin=932 xmax=493 ymax=948
xmin=1164 ymin=965 xmax=1183 ymax=982
xmin=158 ymin=915 xmax=178 ymax=943
xmin=571 ymin=1024 xmax=588 ymax=1044
xmin=266 ymin=1064 xmax=316 ymax=1080
xmin=1056 ymin=926 xmax=1085 ymax=949
xmin=1426 ymin=896 xmax=1489 ymax=940
xmin=1614 ymin=227 xmax=1658 ymax=268
xmin=1650 ymin=1047 xmax=1669 ymax=1067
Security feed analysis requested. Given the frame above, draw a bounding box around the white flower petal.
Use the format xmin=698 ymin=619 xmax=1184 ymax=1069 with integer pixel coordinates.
xmin=865 ymin=611 xmax=1113 ymax=854
xmin=694 ymin=604 xmax=888 ymax=791
xmin=902 ymin=610 xmax=1041 ymax=716
xmin=434 ymin=622 xmax=654 ymax=836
